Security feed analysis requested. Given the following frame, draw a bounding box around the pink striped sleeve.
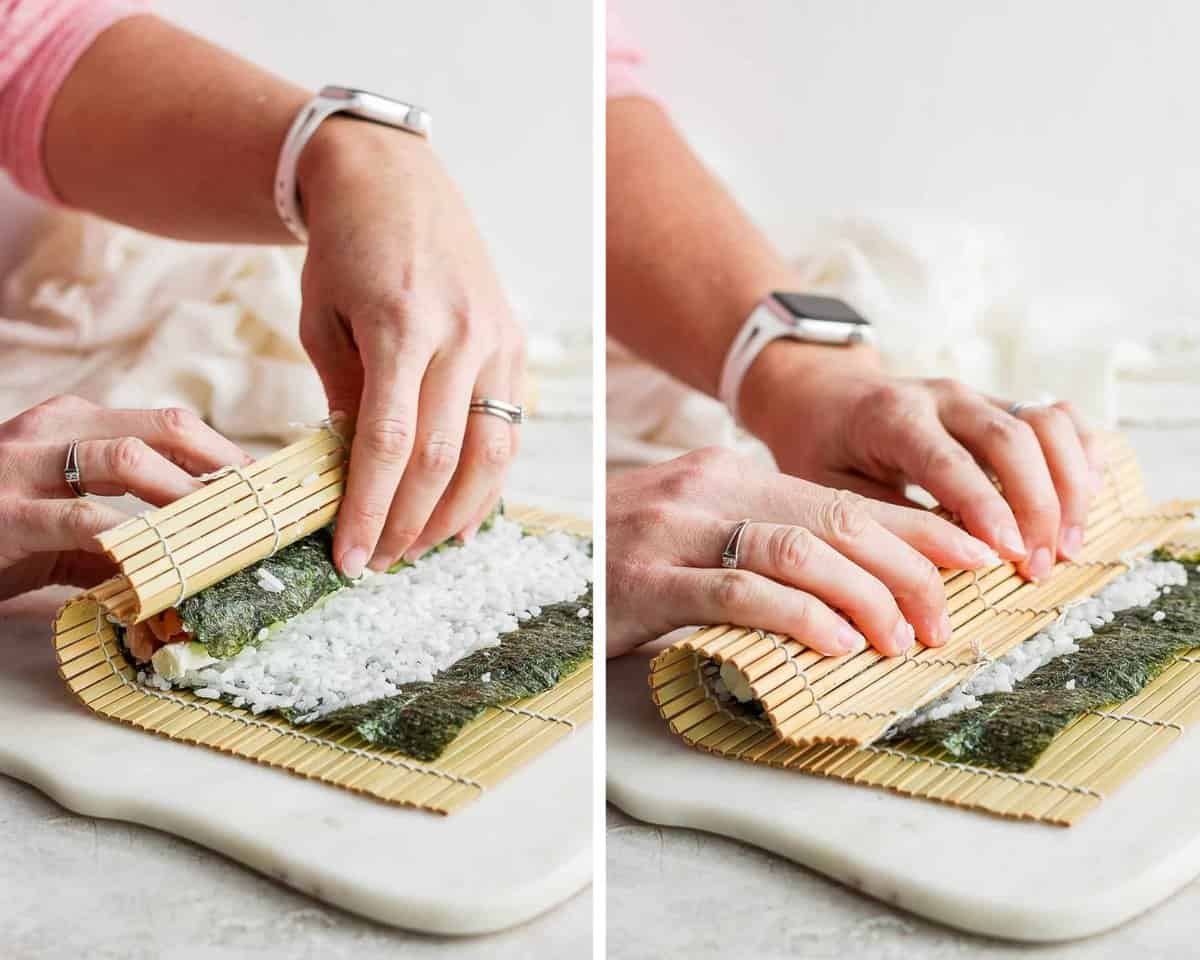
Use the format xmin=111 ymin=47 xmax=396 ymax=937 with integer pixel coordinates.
xmin=607 ymin=3 xmax=656 ymax=102
xmin=0 ymin=0 xmax=153 ymax=201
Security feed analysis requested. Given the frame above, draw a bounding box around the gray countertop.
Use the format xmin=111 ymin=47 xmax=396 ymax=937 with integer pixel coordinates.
xmin=0 ymin=413 xmax=592 ymax=960
xmin=607 ymin=425 xmax=1200 ymax=959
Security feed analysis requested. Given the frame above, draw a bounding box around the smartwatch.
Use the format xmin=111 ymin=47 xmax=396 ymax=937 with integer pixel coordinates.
xmin=717 ymin=292 xmax=874 ymax=424
xmin=274 ymin=85 xmax=433 ymax=242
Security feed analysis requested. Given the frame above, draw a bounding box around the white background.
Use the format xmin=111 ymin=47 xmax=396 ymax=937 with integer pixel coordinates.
xmin=0 ymin=0 xmax=593 ymax=345
xmin=622 ymin=0 xmax=1200 ymax=338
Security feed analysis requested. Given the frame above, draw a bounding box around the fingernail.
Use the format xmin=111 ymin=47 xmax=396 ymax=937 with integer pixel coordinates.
xmin=997 ymin=526 xmax=1027 ymax=560
xmin=1090 ymin=467 xmax=1104 ymax=494
xmin=891 ymin=619 xmax=915 ymax=654
xmin=965 ymin=537 xmax=1002 ymax=568
xmin=340 ymin=547 xmax=368 ymax=578
xmin=367 ymin=554 xmax=393 ymax=573
xmin=1060 ymin=525 xmax=1083 ymax=559
xmin=1028 ymin=546 xmax=1053 ymax=582
xmin=403 ymin=545 xmax=429 ymax=564
xmin=933 ymin=610 xmax=953 ymax=647
xmin=835 ymin=621 xmax=868 ymax=656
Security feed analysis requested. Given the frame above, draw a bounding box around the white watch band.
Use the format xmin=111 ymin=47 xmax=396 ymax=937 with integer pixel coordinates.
xmin=716 ymin=300 xmax=796 ymax=425
xmin=274 ymin=85 xmax=432 ymax=243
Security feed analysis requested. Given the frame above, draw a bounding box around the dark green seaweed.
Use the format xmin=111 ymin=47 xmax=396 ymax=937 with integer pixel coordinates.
xmin=308 ymin=586 xmax=594 ymax=761
xmin=890 ymin=561 xmax=1200 ymax=771
xmin=118 ymin=505 xmax=592 ymax=762
xmin=176 ymin=528 xmax=351 ymax=659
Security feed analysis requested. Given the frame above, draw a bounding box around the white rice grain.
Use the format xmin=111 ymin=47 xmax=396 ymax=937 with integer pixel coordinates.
xmin=169 ymin=516 xmax=590 ymax=720
xmin=892 ymin=559 xmax=1186 ymax=732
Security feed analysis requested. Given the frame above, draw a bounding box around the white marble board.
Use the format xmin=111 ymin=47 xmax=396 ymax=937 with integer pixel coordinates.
xmin=0 ymin=585 xmax=591 ymax=937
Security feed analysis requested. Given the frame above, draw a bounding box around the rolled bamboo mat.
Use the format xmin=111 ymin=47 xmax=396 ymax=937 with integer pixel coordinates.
xmin=649 ymin=434 xmax=1200 ymax=826
xmin=53 ymin=448 xmax=593 ymax=815
xmin=93 ymin=428 xmax=350 ymax=625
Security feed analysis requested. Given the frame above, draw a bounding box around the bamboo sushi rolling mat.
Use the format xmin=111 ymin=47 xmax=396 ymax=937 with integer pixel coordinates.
xmin=51 ymin=430 xmax=592 ymax=816
xmin=650 ymin=434 xmax=1200 ymax=826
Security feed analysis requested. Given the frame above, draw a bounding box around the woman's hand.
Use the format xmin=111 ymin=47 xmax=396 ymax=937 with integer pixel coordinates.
xmin=739 ymin=344 xmax=1104 ymax=583
xmin=296 ymin=120 xmax=526 ymax=578
xmin=0 ymin=395 xmax=251 ymax=602
xmin=607 ymin=446 xmax=1000 ymax=658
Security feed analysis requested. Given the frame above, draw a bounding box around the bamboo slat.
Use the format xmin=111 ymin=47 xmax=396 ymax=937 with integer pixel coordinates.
xmin=649 ymin=434 xmax=1200 ymax=826
xmin=53 ymin=436 xmax=592 ymax=816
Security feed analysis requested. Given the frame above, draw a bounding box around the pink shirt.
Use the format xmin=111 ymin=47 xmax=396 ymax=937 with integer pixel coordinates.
xmin=0 ymin=0 xmax=150 ymax=201
xmin=607 ymin=4 xmax=652 ymax=101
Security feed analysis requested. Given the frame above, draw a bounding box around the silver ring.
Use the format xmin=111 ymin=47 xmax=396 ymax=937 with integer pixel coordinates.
xmin=721 ymin=519 xmax=752 ymax=569
xmin=1007 ymin=400 xmax=1049 ymax=418
xmin=469 ymin=397 xmax=525 ymax=425
xmin=63 ymin=439 xmax=85 ymax=497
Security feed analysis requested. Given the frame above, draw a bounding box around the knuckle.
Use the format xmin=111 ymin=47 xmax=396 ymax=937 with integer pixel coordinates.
xmin=988 ymin=414 xmax=1035 ymax=447
xmin=921 ymin=443 xmax=972 ymax=480
xmin=159 ymin=406 xmax=199 ymax=435
xmin=916 ymin=559 xmax=946 ymax=605
xmin=623 ymin=503 xmax=674 ymax=540
xmin=109 ymin=437 xmax=147 ymax=476
xmin=44 ymin=393 xmax=88 ymax=414
xmin=663 ymin=447 xmax=732 ymax=499
xmin=369 ymin=291 xmax=420 ymax=325
xmin=10 ymin=394 xmax=88 ymax=436
xmin=768 ymin=525 xmax=814 ymax=572
xmin=1052 ymin=400 xmax=1080 ymax=423
xmin=361 ymin=417 xmax=415 ymax=463
xmin=713 ymin=569 xmax=756 ymax=613
xmin=822 ymin=490 xmax=869 ymax=541
xmin=929 ymin=377 xmax=969 ymax=400
xmin=471 ymin=428 xmax=512 ymax=469
xmin=418 ymin=433 xmax=461 ymax=476
xmin=608 ymin=558 xmax=655 ymax=603
xmin=65 ymin=497 xmax=100 ymax=532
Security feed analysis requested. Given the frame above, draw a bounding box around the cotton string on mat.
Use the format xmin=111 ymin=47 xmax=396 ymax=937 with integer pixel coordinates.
xmin=52 ymin=430 xmax=592 ymax=815
xmin=649 ymin=434 xmax=1200 ymax=826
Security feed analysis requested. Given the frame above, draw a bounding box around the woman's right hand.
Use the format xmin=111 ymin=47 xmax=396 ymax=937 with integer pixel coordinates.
xmin=606 ymin=446 xmax=1002 ymax=658
xmin=0 ymin=395 xmax=251 ymax=602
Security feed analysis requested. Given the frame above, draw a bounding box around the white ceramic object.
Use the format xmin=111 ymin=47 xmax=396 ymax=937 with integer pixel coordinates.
xmin=0 ymin=587 xmax=591 ymax=936
xmin=607 ymin=645 xmax=1200 ymax=943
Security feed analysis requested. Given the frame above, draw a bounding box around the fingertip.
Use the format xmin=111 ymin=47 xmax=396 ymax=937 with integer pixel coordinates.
xmin=1059 ymin=524 xmax=1083 ymax=560
xmin=832 ymin=620 xmax=868 ymax=657
xmin=1021 ymin=545 xmax=1054 ymax=583
xmin=339 ymin=545 xmax=368 ymax=579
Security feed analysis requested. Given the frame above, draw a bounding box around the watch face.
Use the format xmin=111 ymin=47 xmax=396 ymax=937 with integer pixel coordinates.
xmin=771 ymin=292 xmax=869 ymax=325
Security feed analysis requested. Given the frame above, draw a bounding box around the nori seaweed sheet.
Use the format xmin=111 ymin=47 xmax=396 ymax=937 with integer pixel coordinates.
xmin=889 ymin=562 xmax=1200 ymax=771
xmin=307 ymin=586 xmax=594 ymax=761
xmin=176 ymin=528 xmax=350 ymax=659
xmin=137 ymin=510 xmax=504 ymax=661
xmin=118 ymin=510 xmax=592 ymax=762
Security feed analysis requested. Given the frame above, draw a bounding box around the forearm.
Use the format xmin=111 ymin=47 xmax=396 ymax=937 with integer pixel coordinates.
xmin=43 ymin=15 xmax=307 ymax=243
xmin=606 ymin=97 xmax=797 ymax=394
xmin=606 ymin=96 xmax=879 ymax=409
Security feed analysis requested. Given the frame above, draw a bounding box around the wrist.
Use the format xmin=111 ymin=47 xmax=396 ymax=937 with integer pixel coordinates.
xmin=737 ymin=337 xmax=883 ymax=442
xmin=296 ymin=116 xmax=433 ymax=219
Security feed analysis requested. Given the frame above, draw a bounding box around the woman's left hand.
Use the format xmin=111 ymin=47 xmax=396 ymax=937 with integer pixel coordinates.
xmin=739 ymin=344 xmax=1105 ymax=583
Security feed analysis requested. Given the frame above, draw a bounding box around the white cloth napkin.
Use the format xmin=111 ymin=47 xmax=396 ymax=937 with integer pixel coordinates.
xmin=607 ymin=215 xmax=1161 ymax=468
xmin=0 ymin=211 xmax=589 ymax=442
